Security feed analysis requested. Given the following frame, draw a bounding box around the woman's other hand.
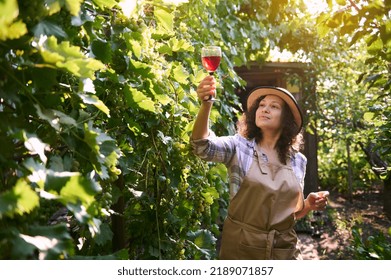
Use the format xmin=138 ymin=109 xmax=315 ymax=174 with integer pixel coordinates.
xmin=306 ymin=191 xmax=329 ymax=211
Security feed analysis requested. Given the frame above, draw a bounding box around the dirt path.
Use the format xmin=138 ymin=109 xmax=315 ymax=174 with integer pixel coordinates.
xmin=297 ymin=185 xmax=391 ymax=260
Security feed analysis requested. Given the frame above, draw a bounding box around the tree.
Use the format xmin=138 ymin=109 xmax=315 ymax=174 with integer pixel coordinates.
xmin=314 ymin=0 xmax=391 ymax=216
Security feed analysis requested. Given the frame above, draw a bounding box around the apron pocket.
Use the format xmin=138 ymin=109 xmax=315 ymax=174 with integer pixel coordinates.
xmin=272 ymin=248 xmax=297 ymax=260
xmin=239 ymin=227 xmax=297 ymax=260
xmin=238 ymin=244 xmax=297 ymax=260
xmin=238 ymin=243 xmax=267 ymax=259
xmin=238 ymin=228 xmax=268 ymax=259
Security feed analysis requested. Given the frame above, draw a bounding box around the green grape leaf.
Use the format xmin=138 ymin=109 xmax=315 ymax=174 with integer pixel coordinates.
xmin=60 ymin=175 xmax=100 ymax=207
xmin=155 ymin=93 xmax=173 ymax=106
xmin=187 ymin=229 xmax=217 ymax=259
xmin=170 ymin=37 xmax=194 ymax=52
xmin=10 ymin=229 xmax=37 ymax=258
xmin=0 ymin=20 xmax=27 ymax=41
xmin=43 ymin=0 xmax=82 ymax=16
xmin=367 ymin=36 xmax=383 ymax=54
xmin=91 ymin=40 xmax=112 ymax=63
xmin=48 ymin=155 xmax=65 ymax=172
xmin=38 ymin=36 xmax=105 ymax=79
xmin=193 ymin=229 xmax=216 ymax=249
xmin=124 ymin=86 xmax=156 ymax=113
xmin=84 ymin=124 xmax=100 ymax=155
xmin=363 ymin=112 xmax=374 ymax=122
xmin=0 ymin=0 xmax=27 ymax=41
xmin=44 ymin=0 xmax=62 ymax=15
xmin=94 ymin=223 xmax=113 ymax=246
xmin=23 ymin=133 xmax=49 ymax=164
xmin=92 ymin=0 xmax=117 ymax=9
xmin=0 ymin=179 xmax=39 ymax=218
xmin=201 ymin=186 xmax=219 ymax=205
xmin=172 ymin=64 xmax=189 ymax=85
xmin=33 ymin=20 xmax=67 ymax=38
xmin=19 ymin=224 xmax=74 ymax=259
xmin=78 ymin=93 xmax=110 ymax=117
xmin=158 ymin=43 xmax=172 ymax=55
xmin=380 ymin=20 xmax=391 ymax=48
xmin=129 ymin=39 xmax=142 ymax=59
xmin=154 ymin=7 xmax=174 ymax=32
xmin=35 ymin=104 xmax=78 ymax=131
xmin=83 ymin=123 xmax=120 ymax=179
xmin=65 ymin=0 xmax=83 ymax=16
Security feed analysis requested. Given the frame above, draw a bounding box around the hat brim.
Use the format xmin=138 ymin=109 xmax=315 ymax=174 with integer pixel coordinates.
xmin=246 ymin=86 xmax=303 ymax=133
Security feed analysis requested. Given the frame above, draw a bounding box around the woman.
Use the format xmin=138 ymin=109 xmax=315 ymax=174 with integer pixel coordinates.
xmin=191 ymin=75 xmax=328 ymax=260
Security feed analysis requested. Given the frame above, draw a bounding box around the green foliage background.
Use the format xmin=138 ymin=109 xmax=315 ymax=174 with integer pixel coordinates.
xmin=311 ymin=0 xmax=391 ymax=192
xmin=0 ymin=0 xmax=390 ymax=259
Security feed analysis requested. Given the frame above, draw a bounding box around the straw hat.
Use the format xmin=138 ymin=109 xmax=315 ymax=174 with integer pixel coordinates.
xmin=246 ymin=86 xmax=303 ymax=133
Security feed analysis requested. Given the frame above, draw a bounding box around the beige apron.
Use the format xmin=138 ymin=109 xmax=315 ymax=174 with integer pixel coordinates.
xmin=219 ymin=145 xmax=304 ymax=260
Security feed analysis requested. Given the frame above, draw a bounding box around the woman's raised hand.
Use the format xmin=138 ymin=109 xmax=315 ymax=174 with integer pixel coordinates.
xmin=196 ymin=75 xmax=216 ymax=101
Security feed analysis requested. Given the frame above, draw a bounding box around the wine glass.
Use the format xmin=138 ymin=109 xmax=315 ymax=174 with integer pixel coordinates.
xmin=201 ymin=46 xmax=221 ymax=102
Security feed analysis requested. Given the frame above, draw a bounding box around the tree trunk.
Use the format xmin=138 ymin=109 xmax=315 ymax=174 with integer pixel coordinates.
xmin=384 ymin=176 xmax=391 ymax=220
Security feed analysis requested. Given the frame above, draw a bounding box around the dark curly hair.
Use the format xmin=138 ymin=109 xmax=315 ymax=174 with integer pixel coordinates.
xmin=237 ymin=95 xmax=300 ymax=164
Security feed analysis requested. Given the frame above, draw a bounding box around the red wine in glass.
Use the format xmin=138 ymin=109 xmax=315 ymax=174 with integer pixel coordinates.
xmin=202 ymin=55 xmax=221 ymax=73
xmin=201 ymin=46 xmax=221 ymax=102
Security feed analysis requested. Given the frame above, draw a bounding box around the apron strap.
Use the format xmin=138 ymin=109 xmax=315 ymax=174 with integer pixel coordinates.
xmin=266 ymin=230 xmax=276 ymax=259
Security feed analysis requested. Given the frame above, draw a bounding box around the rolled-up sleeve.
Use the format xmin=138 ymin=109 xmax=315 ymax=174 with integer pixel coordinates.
xmin=190 ymin=132 xmax=237 ymax=165
xmin=191 ymin=134 xmax=256 ymax=198
xmin=291 ymin=152 xmax=307 ymax=189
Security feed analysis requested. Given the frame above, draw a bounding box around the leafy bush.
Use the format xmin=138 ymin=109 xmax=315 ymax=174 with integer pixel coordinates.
xmin=350 ymin=227 xmax=391 ymax=260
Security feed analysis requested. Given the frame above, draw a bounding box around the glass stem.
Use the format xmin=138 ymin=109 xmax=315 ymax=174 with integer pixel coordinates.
xmin=207 ymin=72 xmax=216 ymax=101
